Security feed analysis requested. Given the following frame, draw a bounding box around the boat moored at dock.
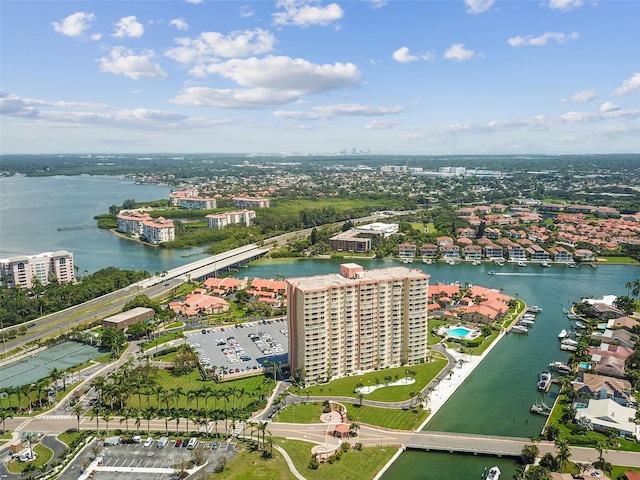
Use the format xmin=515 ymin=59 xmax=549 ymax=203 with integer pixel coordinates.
xmin=537 ymin=372 xmax=552 ymax=391
xmin=485 ymin=466 xmax=501 ymax=480
xmin=558 ymin=329 xmax=568 ymax=339
xmin=511 ymin=324 xmax=528 ymax=334
xmin=548 ymin=361 xmax=572 ymax=374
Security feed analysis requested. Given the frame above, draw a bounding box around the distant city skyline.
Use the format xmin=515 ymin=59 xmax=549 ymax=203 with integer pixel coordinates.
xmin=1 ymin=0 xmax=639 ymax=155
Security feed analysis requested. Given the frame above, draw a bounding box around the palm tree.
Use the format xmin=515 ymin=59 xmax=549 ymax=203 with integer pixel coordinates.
xmin=119 ymin=408 xmax=132 ymax=432
xmin=554 ymin=436 xmax=571 ymax=472
xmin=91 ymin=376 xmax=106 ymax=403
xmin=49 ymin=367 xmax=62 ymax=391
xmin=521 ymin=444 xmax=539 ymax=465
xmin=0 ymin=410 xmax=13 ymax=432
xmin=200 ymin=386 xmax=212 ymax=411
xmin=264 ymin=435 xmax=274 ymax=458
xmin=133 ymin=409 xmax=142 ymax=434
xmin=71 ymin=403 xmax=84 ymax=431
xmin=90 ymin=406 xmax=102 ymax=434
xmin=142 ymin=407 xmax=155 ymax=436
xmin=101 ymin=412 xmax=112 ymax=433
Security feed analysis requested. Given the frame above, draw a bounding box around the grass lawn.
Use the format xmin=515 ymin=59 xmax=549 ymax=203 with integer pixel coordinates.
xmin=611 ymin=465 xmax=640 ymax=478
xmin=297 ymin=358 xmax=447 ymax=403
xmin=163 ymin=321 xmax=184 ymax=329
xmin=214 ymin=443 xmax=298 ymax=480
xmin=596 ymin=256 xmax=639 ymax=264
xmin=409 ymin=222 xmax=425 ymax=232
xmin=125 ymin=369 xmax=276 ymax=411
xmin=272 ymin=402 xmax=325 ymax=424
xmin=6 ymin=443 xmax=53 ymax=473
xmin=142 ymin=332 xmax=185 ymax=350
xmin=345 ymin=403 xmax=430 ymax=430
xmin=279 ymin=438 xmax=398 ymax=480
xmin=154 ymin=351 xmax=177 ymax=362
xmin=57 ymin=430 xmax=85 ymax=447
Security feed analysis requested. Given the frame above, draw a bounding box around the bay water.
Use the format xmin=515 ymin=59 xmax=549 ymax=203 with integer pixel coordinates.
xmin=2 ymin=175 xmax=639 ymax=475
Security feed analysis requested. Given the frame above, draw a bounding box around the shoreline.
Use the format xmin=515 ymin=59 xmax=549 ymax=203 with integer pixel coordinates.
xmin=416 ymin=330 xmax=507 ymax=431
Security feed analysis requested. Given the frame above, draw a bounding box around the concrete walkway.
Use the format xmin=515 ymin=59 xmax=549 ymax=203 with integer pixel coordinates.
xmin=274 ymin=444 xmax=308 ymax=480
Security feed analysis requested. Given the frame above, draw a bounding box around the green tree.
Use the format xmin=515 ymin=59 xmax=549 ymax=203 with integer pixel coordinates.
xmin=521 ymin=444 xmax=539 ymax=465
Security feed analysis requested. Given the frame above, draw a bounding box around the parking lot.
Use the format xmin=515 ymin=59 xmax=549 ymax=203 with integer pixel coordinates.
xmin=59 ymin=437 xmax=237 ymax=480
xmin=185 ymin=318 xmax=289 ymax=377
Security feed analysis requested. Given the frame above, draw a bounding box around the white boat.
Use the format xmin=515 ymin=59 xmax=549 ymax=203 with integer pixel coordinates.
xmin=548 ymin=361 xmax=572 ymax=374
xmin=537 ymin=371 xmax=552 ymax=391
xmin=518 ymin=261 xmax=528 ymax=267
xmin=422 ymin=258 xmax=433 ymax=264
xmin=531 ymin=401 xmax=552 ymax=416
xmin=512 ymin=324 xmax=528 ymax=334
xmin=494 ymin=260 xmax=504 ymax=267
xmin=400 ymin=258 xmax=413 ymax=264
xmin=519 ymin=319 xmax=535 ymax=325
xmin=565 ymin=262 xmax=577 ymax=268
xmin=445 ymin=258 xmax=456 ymax=265
xmin=561 ymin=344 xmax=577 ymax=351
xmin=523 ymin=314 xmax=536 ymax=320
xmin=486 ymin=466 xmax=501 ymax=480
xmin=472 ymin=259 xmax=481 ymax=265
xmin=488 ymin=270 xmax=496 ymax=275
xmin=558 ymin=329 xmax=568 ymax=339
xmin=575 ymin=321 xmax=586 ymax=329
xmin=561 ymin=338 xmax=578 ymax=346
xmin=540 ymin=261 xmax=550 ymax=267
xmin=528 ymin=305 xmax=543 ymax=313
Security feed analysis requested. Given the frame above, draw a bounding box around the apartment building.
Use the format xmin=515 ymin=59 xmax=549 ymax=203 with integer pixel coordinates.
xmin=205 ymin=209 xmax=256 ymax=229
xmin=287 ymin=263 xmax=430 ymax=386
xmin=232 ymin=196 xmax=270 ymax=209
xmin=0 ymin=250 xmax=75 ymax=288
xmin=141 ymin=217 xmax=175 ymax=244
xmin=178 ymin=197 xmax=217 ymax=210
xmin=117 ymin=211 xmax=150 ymax=235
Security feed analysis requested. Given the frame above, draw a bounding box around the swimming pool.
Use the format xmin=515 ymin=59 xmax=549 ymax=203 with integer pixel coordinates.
xmin=579 ymin=362 xmax=592 ymax=370
xmin=446 ymin=327 xmax=472 ymax=338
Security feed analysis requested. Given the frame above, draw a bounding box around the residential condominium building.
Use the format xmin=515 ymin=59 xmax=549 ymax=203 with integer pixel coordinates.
xmin=232 ymin=196 xmax=270 ymax=209
xmin=287 ymin=263 xmax=430 ymax=386
xmin=141 ymin=217 xmax=175 ymax=244
xmin=0 ymin=250 xmax=74 ymax=288
xmin=178 ymin=197 xmax=217 ymax=210
xmin=205 ymin=209 xmax=256 ymax=229
xmin=117 ymin=211 xmax=150 ymax=235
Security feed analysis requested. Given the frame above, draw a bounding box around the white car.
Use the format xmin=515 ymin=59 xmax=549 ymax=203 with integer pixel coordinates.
xmin=143 ymin=437 xmax=154 ymax=447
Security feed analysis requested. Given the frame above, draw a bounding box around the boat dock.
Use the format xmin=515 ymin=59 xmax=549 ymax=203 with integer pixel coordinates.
xmin=57 ymin=224 xmax=98 ymax=231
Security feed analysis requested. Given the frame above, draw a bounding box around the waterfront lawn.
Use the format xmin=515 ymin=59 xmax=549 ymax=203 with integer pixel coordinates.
xmin=597 ymin=256 xmax=639 ymax=264
xmin=6 ymin=444 xmax=53 ymax=473
xmin=273 ymin=402 xmax=325 ymax=424
xmin=297 ymin=358 xmax=448 ymax=402
xmin=346 ymin=403 xmax=430 ymax=430
xmin=214 ymin=444 xmax=298 ymax=480
xmin=278 ymin=438 xmax=398 ymax=480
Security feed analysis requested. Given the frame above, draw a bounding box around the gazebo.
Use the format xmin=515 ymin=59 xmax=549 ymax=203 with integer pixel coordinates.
xmin=333 ymin=423 xmax=351 ymax=438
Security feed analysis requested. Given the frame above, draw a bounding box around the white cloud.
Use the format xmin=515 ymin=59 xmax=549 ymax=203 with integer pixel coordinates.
xmin=508 ymin=31 xmax=579 ymax=47
xmin=464 ymin=0 xmax=495 ymax=14
xmin=368 ymin=0 xmax=387 ymax=8
xmin=275 ymin=103 xmax=405 ymax=120
xmin=172 ymin=56 xmax=361 ymax=109
xmin=240 ymin=5 xmax=255 ymax=18
xmin=392 ymin=47 xmax=418 ymax=64
xmin=98 ymin=47 xmax=167 ymax=80
xmin=561 ymin=89 xmax=596 ymax=103
xmin=548 ymin=0 xmax=583 ymax=11
xmin=113 ymin=16 xmax=144 ymax=38
xmin=599 ymin=101 xmax=620 ymax=112
xmin=90 ymin=33 xmax=102 ymax=41
xmin=185 ymin=0 xmax=202 ymax=4
xmin=166 ymin=28 xmax=276 ymax=64
xmin=614 ymin=72 xmax=640 ymax=96
xmin=169 ymin=18 xmax=189 ymax=31
xmin=52 ymin=12 xmax=96 ymax=38
xmin=406 ymin=107 xmax=640 ymax=140
xmin=365 ymin=119 xmax=400 ymax=129
xmin=443 ymin=44 xmax=477 ymax=61
xmin=273 ymin=0 xmax=344 ymax=27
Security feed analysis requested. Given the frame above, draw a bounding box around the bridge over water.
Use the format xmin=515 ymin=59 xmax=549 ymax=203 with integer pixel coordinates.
xmin=405 ymin=431 xmax=530 ymax=457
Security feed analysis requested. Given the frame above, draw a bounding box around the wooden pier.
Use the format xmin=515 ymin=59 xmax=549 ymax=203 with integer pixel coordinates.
xmin=57 ymin=224 xmax=98 ymax=231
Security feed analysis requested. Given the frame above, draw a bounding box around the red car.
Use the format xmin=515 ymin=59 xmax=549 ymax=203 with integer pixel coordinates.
xmin=175 ymin=439 xmax=183 ymax=447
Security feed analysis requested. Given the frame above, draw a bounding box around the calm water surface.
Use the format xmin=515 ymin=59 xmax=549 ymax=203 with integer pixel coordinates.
xmin=3 ymin=176 xmax=639 ymax=476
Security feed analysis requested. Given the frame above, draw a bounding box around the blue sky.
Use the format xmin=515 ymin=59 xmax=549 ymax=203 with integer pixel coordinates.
xmin=1 ymin=0 xmax=639 ymax=155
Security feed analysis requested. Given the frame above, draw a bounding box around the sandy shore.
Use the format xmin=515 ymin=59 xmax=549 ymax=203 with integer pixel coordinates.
xmin=417 ymin=330 xmax=507 ymax=431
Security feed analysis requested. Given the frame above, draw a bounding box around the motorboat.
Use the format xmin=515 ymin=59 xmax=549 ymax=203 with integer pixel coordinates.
xmin=548 ymin=361 xmax=572 ymax=374
xmin=558 ymin=329 xmax=568 ymax=339
xmin=494 ymin=260 xmax=504 ymax=267
xmin=422 ymin=258 xmax=433 ymax=264
xmin=537 ymin=371 xmax=552 ymax=391
xmin=540 ymin=261 xmax=550 ymax=267
xmin=511 ymin=324 xmax=528 ymax=334
xmin=561 ymin=344 xmax=577 ymax=351
xmin=486 ymin=466 xmax=501 ymax=480
xmin=530 ymin=401 xmax=552 ymax=416
xmin=518 ymin=261 xmax=528 ymax=267
xmin=575 ymin=321 xmax=586 ymax=329
xmin=472 ymin=259 xmax=481 ymax=265
xmin=519 ymin=318 xmax=535 ymax=325
xmin=561 ymin=338 xmax=579 ymax=347
xmin=488 ymin=270 xmax=496 ymax=275
xmin=528 ymin=305 xmax=542 ymax=313
xmin=522 ymin=314 xmax=536 ymax=320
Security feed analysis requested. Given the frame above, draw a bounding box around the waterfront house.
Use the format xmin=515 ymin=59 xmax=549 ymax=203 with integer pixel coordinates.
xmin=462 ymin=245 xmax=482 ymax=260
xmin=574 ymin=398 xmax=640 ymax=439
xmin=572 ymin=373 xmax=634 ymax=406
xmin=428 ymin=284 xmax=461 ymax=302
xmin=549 ymin=246 xmax=573 ymax=263
xmin=574 ymin=248 xmax=595 ymax=262
xmin=526 ymin=244 xmax=550 ymax=262
xmin=141 ymin=217 xmax=175 ymax=244
xmin=590 ymin=328 xmax=636 ymax=349
xmin=398 ymin=243 xmax=417 ymax=257
xmin=482 ymin=243 xmax=504 ymax=261
xmin=609 ymin=316 xmax=640 ymax=332
xmin=420 ymin=244 xmax=438 ymax=258
xmin=483 ymin=227 xmax=500 ymax=239
xmin=440 ymin=244 xmax=460 ymax=259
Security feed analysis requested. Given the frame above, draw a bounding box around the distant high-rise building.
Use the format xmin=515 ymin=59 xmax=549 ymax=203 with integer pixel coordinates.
xmin=287 ymin=263 xmax=430 ymax=386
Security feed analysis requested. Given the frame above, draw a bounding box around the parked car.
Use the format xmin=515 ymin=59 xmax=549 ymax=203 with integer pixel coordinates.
xmin=143 ymin=437 xmax=154 ymax=447
xmin=175 ymin=439 xmax=183 ymax=447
